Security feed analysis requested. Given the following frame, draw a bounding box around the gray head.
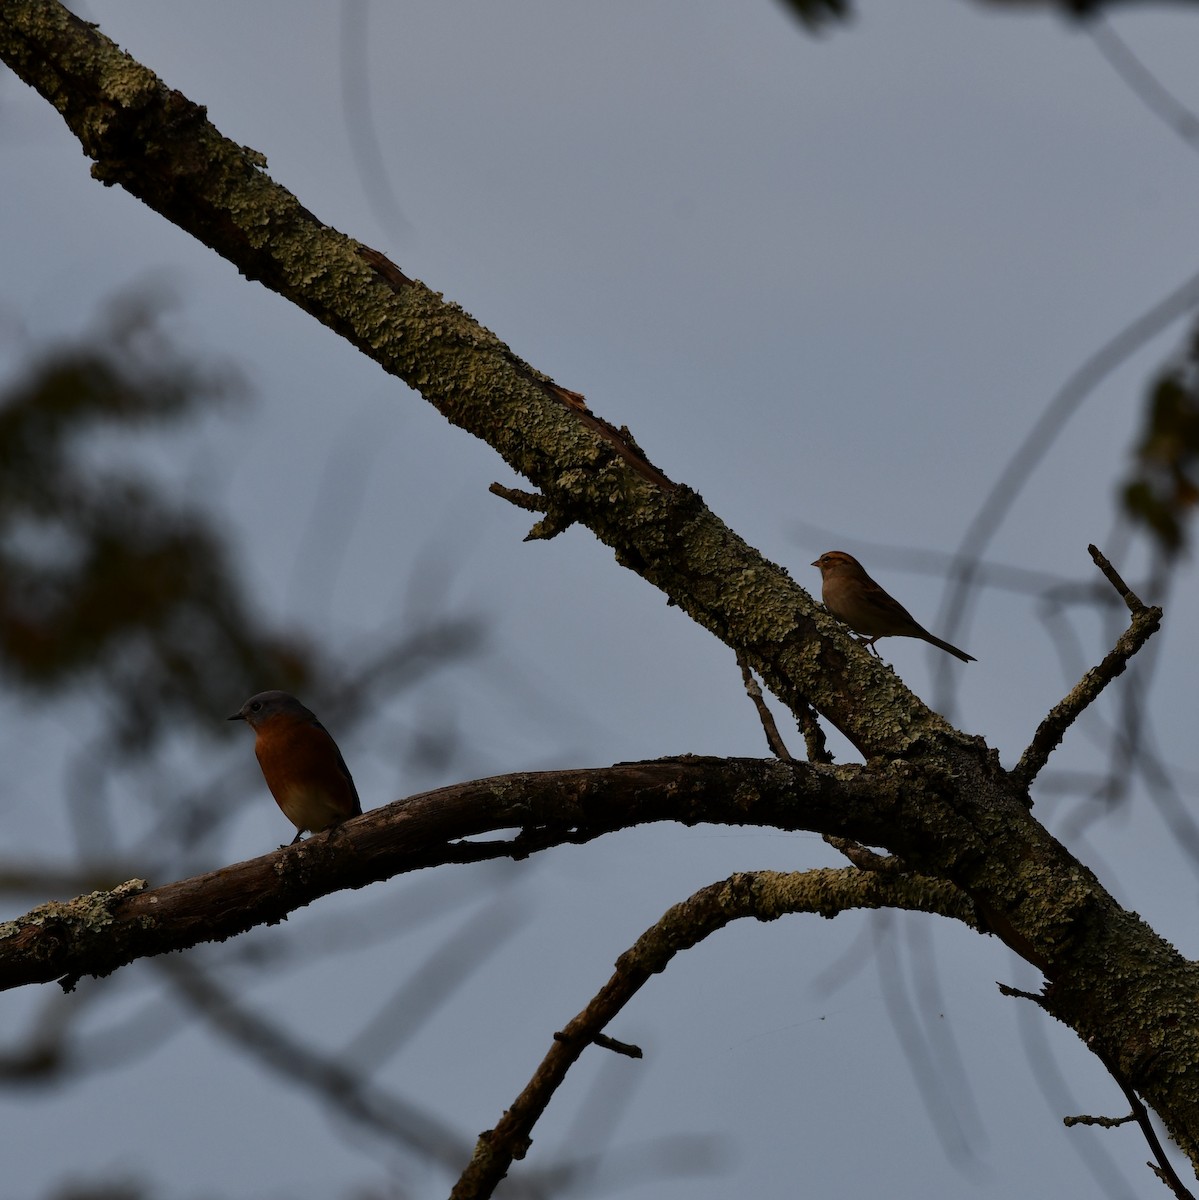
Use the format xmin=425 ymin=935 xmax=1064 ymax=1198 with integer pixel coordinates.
xmin=228 ymin=690 xmax=316 ymax=731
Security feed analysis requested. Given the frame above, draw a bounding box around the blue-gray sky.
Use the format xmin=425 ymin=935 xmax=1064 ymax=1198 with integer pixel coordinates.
xmin=2 ymin=3 xmax=1198 ymax=1198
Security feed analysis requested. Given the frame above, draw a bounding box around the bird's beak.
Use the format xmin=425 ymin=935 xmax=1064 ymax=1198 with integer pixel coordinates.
xmin=810 ymin=559 xmax=820 ymax=568
xmin=227 ymin=712 xmax=245 ymax=722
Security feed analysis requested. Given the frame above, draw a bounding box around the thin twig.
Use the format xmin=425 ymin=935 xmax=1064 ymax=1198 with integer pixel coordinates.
xmin=1011 ymin=547 xmax=1162 ymax=792
xmin=999 ymin=980 xmax=1194 ymax=1199
xmin=736 ymin=652 xmax=793 ymax=760
xmin=1087 ymin=542 xmax=1146 ymax=615
xmin=488 ymin=482 xmax=547 ymax=513
xmin=555 ymin=1030 xmax=642 ymax=1060
xmin=1089 ymin=1047 xmax=1196 ymax=1200
xmin=735 ymin=654 xmax=883 ymax=866
xmin=488 ymin=481 xmax=579 ymax=540
xmin=1064 ymin=1112 xmax=1136 ymax=1129
xmin=822 ymin=836 xmax=903 ymax=873
xmin=996 ymin=981 xmax=1047 ymax=1005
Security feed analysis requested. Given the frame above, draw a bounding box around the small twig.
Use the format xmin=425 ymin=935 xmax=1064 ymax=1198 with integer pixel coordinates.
xmin=554 ymin=1029 xmax=642 ymax=1059
xmin=488 ymin=482 xmax=546 ymax=513
xmin=735 ymin=655 xmax=882 ymax=867
xmin=1087 ymin=543 xmax=1145 ymax=615
xmin=487 ymin=482 xmax=577 ymax=540
xmin=522 ymin=508 xmax=577 ymax=542
xmin=822 ymin=836 xmax=903 ymax=874
xmin=1088 ymin=18 xmax=1199 ymax=156
xmin=1063 ymin=1112 xmax=1136 ymax=1129
xmin=1011 ymin=546 xmax=1162 ymax=793
xmin=1088 ymin=1047 xmax=1196 ymax=1200
xmin=998 ymin=981 xmax=1194 ymax=1199
xmin=996 ymin=981 xmax=1048 ymax=1006
xmin=736 ymin=653 xmax=793 ymax=760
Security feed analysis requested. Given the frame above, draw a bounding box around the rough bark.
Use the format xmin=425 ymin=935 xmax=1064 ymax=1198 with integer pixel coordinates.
xmin=2 ymin=0 xmax=1197 ymax=1180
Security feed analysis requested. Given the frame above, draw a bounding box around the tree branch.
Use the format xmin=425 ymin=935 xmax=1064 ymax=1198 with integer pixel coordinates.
xmin=7 ymin=2 xmax=1199 ymax=1177
xmin=451 ymin=867 xmax=978 ymax=1200
xmin=736 ymin=651 xmax=794 ymax=760
xmin=0 ymin=757 xmax=906 ymax=993
xmin=1085 ymin=1046 xmax=1197 ymax=1200
xmin=0 ymin=0 xmax=964 ymax=762
xmin=1012 ymin=546 xmax=1162 ymax=791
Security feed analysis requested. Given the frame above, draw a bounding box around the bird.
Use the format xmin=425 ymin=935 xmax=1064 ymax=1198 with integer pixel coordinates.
xmin=810 ymin=550 xmax=975 ymax=663
xmin=228 ymin=691 xmax=362 ymax=844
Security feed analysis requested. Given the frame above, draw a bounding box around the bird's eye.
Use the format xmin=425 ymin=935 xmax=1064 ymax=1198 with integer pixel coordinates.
xmin=250 ymin=702 xmax=262 ymax=712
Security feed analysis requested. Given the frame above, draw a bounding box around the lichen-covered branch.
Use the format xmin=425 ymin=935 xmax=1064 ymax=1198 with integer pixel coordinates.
xmin=0 ymin=757 xmax=899 ymax=992
xmin=0 ymin=0 xmax=959 ymax=761
xmin=6 ymin=2 xmax=1199 ymax=1180
xmin=451 ymin=867 xmax=977 ymax=1200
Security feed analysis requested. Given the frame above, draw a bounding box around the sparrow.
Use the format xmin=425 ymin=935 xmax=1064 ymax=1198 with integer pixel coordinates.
xmin=811 ymin=550 xmax=975 ymax=663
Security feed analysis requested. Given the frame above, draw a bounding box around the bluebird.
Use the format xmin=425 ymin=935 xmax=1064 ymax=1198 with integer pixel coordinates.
xmin=229 ymin=691 xmax=362 ymax=844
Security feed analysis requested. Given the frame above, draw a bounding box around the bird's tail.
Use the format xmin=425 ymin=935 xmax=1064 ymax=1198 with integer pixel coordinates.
xmin=923 ymin=632 xmax=975 ymax=663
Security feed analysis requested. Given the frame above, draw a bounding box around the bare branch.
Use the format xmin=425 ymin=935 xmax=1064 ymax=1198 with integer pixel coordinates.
xmin=1012 ymin=547 xmax=1162 ymax=791
xmin=0 ymin=0 xmax=975 ymax=762
xmin=451 ymin=867 xmax=978 ymax=1200
xmin=939 ymin=267 xmax=1199 ymax=650
xmin=1002 ymin=980 xmax=1193 ymax=1197
xmin=1085 ymin=1046 xmax=1198 ymax=1200
xmin=0 ymin=757 xmax=903 ymax=993
xmin=1064 ymin=1111 xmax=1137 ymax=1128
xmin=488 ymin=482 xmax=547 ymax=513
xmin=1088 ymin=542 xmax=1150 ymax=614
xmin=736 ymin=652 xmax=793 ymax=760
xmin=822 ymin=837 xmax=904 ymax=873
xmin=1088 ymin=17 xmax=1199 ymax=154
xmin=736 ymin=654 xmax=896 ymax=872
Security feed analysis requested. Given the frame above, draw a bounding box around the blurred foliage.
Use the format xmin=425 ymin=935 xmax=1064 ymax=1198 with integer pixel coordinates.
xmin=0 ymin=292 xmax=312 ymax=750
xmin=48 ymin=1183 xmax=149 ymax=1200
xmin=774 ymin=0 xmax=851 ymax=31
xmin=971 ymin=1 xmax=1170 ymax=14
xmin=1122 ymin=325 xmax=1199 ymax=555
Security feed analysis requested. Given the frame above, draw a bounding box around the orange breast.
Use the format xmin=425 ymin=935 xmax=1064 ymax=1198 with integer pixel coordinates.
xmin=254 ymin=713 xmax=359 ymax=834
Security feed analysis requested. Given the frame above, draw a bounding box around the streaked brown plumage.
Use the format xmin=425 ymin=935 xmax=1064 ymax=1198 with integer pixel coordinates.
xmin=811 ymin=550 xmax=975 ymax=663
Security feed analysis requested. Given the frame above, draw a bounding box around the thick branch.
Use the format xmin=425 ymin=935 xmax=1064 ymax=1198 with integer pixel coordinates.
xmin=0 ymin=0 xmax=961 ymax=762
xmin=452 ymin=867 xmax=977 ymax=1200
xmin=0 ymin=757 xmax=900 ymax=992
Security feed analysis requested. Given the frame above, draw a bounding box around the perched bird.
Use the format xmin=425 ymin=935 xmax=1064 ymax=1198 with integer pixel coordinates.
xmin=229 ymin=691 xmax=362 ymax=843
xmin=811 ymin=551 xmax=975 ymax=663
